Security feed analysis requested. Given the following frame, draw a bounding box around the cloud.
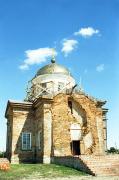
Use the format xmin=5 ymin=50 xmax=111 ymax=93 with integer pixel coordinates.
xmin=19 ymin=48 xmax=57 ymax=70
xmin=19 ymin=64 xmax=29 ymax=70
xmin=96 ymin=64 xmax=104 ymax=72
xmin=74 ymin=27 xmax=99 ymax=37
xmin=61 ymin=39 xmax=78 ymax=56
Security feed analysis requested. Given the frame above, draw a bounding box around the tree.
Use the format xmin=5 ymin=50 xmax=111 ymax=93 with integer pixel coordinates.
xmin=107 ymin=147 xmax=119 ymax=154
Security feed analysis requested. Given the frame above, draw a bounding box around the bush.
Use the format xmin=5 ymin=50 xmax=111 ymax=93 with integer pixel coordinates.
xmin=107 ymin=147 xmax=119 ymax=154
xmin=0 ymin=152 xmax=4 ymax=158
xmin=0 ymin=151 xmax=6 ymax=158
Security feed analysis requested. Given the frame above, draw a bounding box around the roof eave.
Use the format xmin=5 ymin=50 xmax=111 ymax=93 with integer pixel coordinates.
xmin=5 ymin=100 xmax=33 ymax=118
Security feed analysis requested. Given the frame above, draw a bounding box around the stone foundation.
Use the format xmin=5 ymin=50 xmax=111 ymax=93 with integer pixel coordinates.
xmin=51 ymin=156 xmax=94 ymax=175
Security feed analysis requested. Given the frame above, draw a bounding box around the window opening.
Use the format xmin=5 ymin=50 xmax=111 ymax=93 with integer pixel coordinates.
xmin=22 ymin=132 xmax=31 ymax=150
xmin=68 ymin=100 xmax=73 ymax=114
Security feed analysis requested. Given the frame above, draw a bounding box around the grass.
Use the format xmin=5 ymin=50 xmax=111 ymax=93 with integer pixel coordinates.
xmin=0 ymin=164 xmax=87 ymax=180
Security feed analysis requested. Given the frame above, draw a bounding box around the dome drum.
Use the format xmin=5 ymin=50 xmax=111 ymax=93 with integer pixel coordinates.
xmin=26 ymin=60 xmax=76 ymax=101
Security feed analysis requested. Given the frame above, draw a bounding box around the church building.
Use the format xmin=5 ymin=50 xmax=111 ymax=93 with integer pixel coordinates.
xmin=5 ymin=57 xmax=108 ymax=164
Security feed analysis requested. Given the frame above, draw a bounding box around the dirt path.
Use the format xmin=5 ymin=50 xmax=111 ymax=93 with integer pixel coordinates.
xmin=22 ymin=175 xmax=119 ymax=180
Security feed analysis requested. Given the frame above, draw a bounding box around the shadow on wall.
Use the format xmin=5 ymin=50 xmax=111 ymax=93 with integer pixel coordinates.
xmin=13 ymin=104 xmax=43 ymax=163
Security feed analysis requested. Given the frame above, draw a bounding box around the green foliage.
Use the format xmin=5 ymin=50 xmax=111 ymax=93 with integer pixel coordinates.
xmin=0 ymin=151 xmax=4 ymax=158
xmin=0 ymin=164 xmax=86 ymax=179
xmin=0 ymin=151 xmax=6 ymax=158
xmin=107 ymin=147 xmax=119 ymax=154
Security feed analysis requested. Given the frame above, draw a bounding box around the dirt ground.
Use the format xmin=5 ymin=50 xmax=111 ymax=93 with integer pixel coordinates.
xmin=22 ymin=175 xmax=119 ymax=180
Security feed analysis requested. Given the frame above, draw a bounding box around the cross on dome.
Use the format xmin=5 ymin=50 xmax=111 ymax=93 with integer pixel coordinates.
xmin=51 ymin=48 xmax=56 ymax=63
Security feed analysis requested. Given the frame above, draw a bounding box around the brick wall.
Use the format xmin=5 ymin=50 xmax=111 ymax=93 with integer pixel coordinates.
xmin=51 ymin=93 xmax=106 ymax=156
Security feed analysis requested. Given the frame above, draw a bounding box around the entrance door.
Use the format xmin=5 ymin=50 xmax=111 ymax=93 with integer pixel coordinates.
xmin=72 ymin=141 xmax=80 ymax=155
